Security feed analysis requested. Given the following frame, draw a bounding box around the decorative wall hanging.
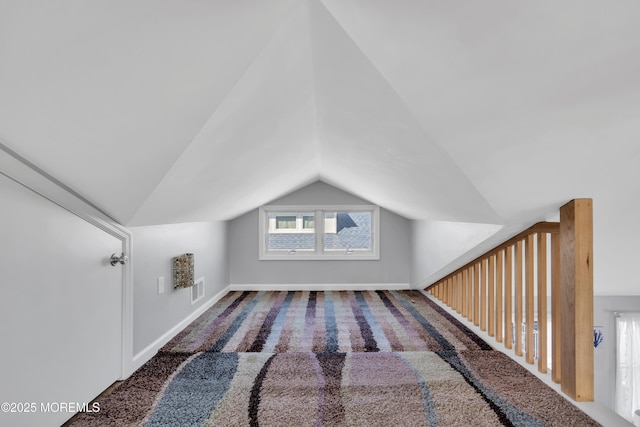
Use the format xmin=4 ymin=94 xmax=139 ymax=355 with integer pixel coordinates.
xmin=593 ymin=325 xmax=604 ymax=348
xmin=173 ymin=253 xmax=194 ymax=289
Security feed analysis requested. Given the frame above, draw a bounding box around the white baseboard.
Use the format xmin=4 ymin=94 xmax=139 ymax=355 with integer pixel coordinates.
xmin=129 ymin=284 xmax=232 ymax=374
xmin=229 ymin=283 xmax=411 ymax=291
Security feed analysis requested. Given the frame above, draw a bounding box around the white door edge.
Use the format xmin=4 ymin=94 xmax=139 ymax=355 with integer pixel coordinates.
xmin=0 ymin=145 xmax=134 ymax=379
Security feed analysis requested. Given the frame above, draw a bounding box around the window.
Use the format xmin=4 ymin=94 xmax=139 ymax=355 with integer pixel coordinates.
xmin=259 ymin=205 xmax=380 ymax=260
xmin=615 ymin=312 xmax=640 ymax=423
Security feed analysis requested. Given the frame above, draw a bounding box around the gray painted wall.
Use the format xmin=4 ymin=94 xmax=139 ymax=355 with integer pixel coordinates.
xmin=229 ymin=181 xmax=411 ymax=285
xmin=131 ymin=221 xmax=229 ymax=354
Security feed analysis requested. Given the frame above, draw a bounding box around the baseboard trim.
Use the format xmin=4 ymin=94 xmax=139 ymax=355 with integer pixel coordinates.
xmin=229 ymin=283 xmax=411 ymax=291
xmin=129 ymin=284 xmax=232 ymax=375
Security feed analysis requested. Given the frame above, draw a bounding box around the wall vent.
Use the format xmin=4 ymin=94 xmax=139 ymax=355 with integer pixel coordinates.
xmin=191 ymin=277 xmax=205 ymax=305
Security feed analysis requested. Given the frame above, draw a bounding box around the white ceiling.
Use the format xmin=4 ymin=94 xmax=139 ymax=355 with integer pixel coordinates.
xmin=2 ymin=0 xmax=640 ymax=285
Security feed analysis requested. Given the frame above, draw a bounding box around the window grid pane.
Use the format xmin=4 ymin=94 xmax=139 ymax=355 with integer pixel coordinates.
xmin=323 ymin=212 xmax=372 ymax=252
xmin=267 ymin=233 xmax=315 ymax=251
xmin=275 ymin=215 xmax=296 ymax=229
xmin=267 ymin=212 xmax=316 ymax=251
xmin=303 ymin=216 xmax=315 ymax=229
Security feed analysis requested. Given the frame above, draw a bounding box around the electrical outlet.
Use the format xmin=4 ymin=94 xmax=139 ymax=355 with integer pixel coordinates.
xmin=158 ymin=276 xmax=165 ymax=295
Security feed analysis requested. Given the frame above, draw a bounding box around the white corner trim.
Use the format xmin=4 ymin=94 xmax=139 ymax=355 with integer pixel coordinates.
xmin=230 ymin=283 xmax=410 ymax=292
xmin=131 ymin=285 xmax=231 ymax=374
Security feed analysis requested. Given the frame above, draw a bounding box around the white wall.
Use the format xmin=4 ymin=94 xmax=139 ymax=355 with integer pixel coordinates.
xmin=592 ymin=199 xmax=640 ymax=296
xmin=410 ymin=219 xmax=504 ymax=287
xmin=229 ymin=181 xmax=411 ymax=286
xmin=130 ymin=221 xmax=229 ymax=355
xmin=411 ymin=201 xmax=640 ymax=297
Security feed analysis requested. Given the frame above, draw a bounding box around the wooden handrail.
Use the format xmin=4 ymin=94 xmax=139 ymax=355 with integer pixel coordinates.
xmin=435 ymin=222 xmax=559 ymax=285
xmin=425 ymin=202 xmax=593 ymax=402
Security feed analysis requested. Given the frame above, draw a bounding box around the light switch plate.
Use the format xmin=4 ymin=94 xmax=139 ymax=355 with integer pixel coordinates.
xmin=158 ymin=276 xmax=165 ymax=295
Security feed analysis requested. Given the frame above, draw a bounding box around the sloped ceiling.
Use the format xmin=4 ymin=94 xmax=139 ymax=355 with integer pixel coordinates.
xmin=1 ymin=0 xmax=640 ymax=233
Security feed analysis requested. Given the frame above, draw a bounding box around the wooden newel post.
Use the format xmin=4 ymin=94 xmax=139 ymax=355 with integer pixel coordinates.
xmin=560 ymin=199 xmax=594 ymax=401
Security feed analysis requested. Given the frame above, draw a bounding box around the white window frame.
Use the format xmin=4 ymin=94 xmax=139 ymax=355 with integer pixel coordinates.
xmin=259 ymin=205 xmax=380 ymax=261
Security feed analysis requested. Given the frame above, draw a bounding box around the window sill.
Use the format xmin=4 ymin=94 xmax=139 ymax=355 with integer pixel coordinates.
xmin=259 ymin=253 xmax=379 ymax=261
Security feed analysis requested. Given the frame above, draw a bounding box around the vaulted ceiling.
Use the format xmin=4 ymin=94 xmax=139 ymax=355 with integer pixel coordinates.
xmin=2 ymin=0 xmax=640 ymax=237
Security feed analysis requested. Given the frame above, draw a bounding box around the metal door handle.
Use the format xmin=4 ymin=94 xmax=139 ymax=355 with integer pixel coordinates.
xmin=110 ymin=252 xmax=128 ymax=266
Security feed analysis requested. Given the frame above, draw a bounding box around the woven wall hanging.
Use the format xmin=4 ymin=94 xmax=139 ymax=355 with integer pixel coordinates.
xmin=173 ymin=253 xmax=194 ymax=289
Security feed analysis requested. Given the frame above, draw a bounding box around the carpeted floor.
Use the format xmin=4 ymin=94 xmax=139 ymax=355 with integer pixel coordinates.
xmin=68 ymin=290 xmax=599 ymax=426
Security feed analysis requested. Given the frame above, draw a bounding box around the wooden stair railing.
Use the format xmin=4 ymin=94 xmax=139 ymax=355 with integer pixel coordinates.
xmin=426 ymin=199 xmax=594 ymax=402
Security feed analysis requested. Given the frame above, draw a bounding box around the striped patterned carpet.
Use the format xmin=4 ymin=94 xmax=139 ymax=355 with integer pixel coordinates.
xmin=69 ymin=290 xmax=599 ymax=426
